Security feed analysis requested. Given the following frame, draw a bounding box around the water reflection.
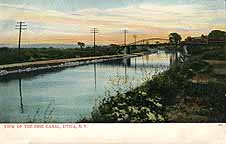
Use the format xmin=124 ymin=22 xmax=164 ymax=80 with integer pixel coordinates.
xmin=18 ymin=78 xmax=24 ymax=113
xmin=0 ymin=68 xmax=65 ymax=83
xmin=135 ymin=57 xmax=137 ymax=72
xmin=0 ymin=51 xmax=179 ymax=123
xmin=142 ymin=56 xmax=145 ymax=67
xmin=94 ymin=63 xmax=97 ymax=90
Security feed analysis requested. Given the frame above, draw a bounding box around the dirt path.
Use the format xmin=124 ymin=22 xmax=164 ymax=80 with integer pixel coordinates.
xmin=0 ymin=53 xmax=144 ymax=70
xmin=204 ymin=60 xmax=226 ymax=76
xmin=204 ymin=60 xmax=226 ymax=65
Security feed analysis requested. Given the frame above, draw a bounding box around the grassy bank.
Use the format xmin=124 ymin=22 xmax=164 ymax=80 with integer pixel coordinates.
xmin=0 ymin=46 xmax=125 ymax=65
xmin=83 ymin=46 xmax=226 ymax=123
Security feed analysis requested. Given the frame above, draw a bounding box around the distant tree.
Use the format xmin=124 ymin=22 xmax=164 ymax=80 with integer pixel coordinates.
xmin=0 ymin=47 xmax=9 ymax=50
xmin=208 ymin=30 xmax=226 ymax=43
xmin=201 ymin=34 xmax=207 ymax=39
xmin=169 ymin=33 xmax=182 ymax=45
xmin=155 ymin=41 xmax=160 ymax=44
xmin=109 ymin=44 xmax=119 ymax=47
xmin=109 ymin=44 xmax=122 ymax=54
xmin=77 ymin=42 xmax=85 ymax=50
xmin=185 ymin=36 xmax=192 ymax=42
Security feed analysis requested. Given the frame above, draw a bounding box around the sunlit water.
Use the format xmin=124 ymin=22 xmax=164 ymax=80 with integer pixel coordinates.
xmin=0 ymin=51 xmax=177 ymax=123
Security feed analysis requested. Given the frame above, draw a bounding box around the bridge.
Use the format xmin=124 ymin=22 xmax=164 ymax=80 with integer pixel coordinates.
xmin=129 ymin=38 xmax=169 ymax=46
xmin=124 ymin=37 xmax=170 ymax=54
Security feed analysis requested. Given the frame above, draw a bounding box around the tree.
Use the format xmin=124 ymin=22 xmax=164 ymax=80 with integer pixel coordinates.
xmin=155 ymin=41 xmax=160 ymax=44
xmin=109 ymin=44 xmax=119 ymax=47
xmin=169 ymin=33 xmax=182 ymax=45
xmin=185 ymin=36 xmax=192 ymax=42
xmin=77 ymin=42 xmax=85 ymax=50
xmin=208 ymin=30 xmax=226 ymax=45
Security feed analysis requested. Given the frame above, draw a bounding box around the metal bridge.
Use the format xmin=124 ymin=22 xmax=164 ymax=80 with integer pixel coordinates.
xmin=124 ymin=37 xmax=170 ymax=54
xmin=128 ymin=38 xmax=169 ymax=46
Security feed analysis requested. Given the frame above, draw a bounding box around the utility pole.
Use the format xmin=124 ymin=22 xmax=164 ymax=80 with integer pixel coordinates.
xmin=225 ymin=0 xmax=226 ymax=44
xmin=223 ymin=0 xmax=226 ymax=44
xmin=124 ymin=29 xmax=128 ymax=54
xmin=16 ymin=22 xmax=27 ymax=58
xmin=90 ymin=27 xmax=99 ymax=90
xmin=90 ymin=28 xmax=99 ymax=57
xmin=133 ymin=35 xmax=137 ymax=46
xmin=124 ymin=29 xmax=128 ymax=47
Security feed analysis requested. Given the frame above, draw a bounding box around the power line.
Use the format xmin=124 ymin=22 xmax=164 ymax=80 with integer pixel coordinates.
xmin=16 ymin=21 xmax=27 ymax=57
xmin=90 ymin=27 xmax=99 ymax=57
xmin=225 ymin=0 xmax=226 ymax=31
xmin=133 ymin=35 xmax=137 ymax=45
xmin=124 ymin=29 xmax=128 ymax=46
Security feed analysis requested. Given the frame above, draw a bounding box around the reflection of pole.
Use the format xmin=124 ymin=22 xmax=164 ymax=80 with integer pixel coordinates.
xmin=124 ymin=58 xmax=128 ymax=81
xmin=19 ymin=78 xmax=24 ymax=113
xmin=142 ymin=56 xmax=145 ymax=67
xmin=170 ymin=55 xmax=173 ymax=66
xmin=135 ymin=57 xmax=137 ymax=72
xmin=94 ymin=63 xmax=97 ymax=90
xmin=145 ymin=55 xmax=149 ymax=65
xmin=126 ymin=59 xmax=131 ymax=66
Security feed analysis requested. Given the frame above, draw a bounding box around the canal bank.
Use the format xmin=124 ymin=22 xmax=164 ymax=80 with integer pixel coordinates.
xmin=0 ymin=51 xmax=175 ymax=123
xmin=0 ymin=53 xmax=146 ymax=77
xmin=87 ymin=47 xmax=226 ymax=123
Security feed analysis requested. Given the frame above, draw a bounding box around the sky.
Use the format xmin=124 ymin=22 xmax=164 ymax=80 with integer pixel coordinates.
xmin=0 ymin=0 xmax=225 ymax=45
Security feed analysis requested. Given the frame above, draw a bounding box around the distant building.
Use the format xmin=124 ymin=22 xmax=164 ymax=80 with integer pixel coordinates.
xmin=184 ymin=35 xmax=208 ymax=45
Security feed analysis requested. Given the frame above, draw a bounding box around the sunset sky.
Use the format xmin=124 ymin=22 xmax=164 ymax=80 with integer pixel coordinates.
xmin=0 ymin=0 xmax=225 ymax=45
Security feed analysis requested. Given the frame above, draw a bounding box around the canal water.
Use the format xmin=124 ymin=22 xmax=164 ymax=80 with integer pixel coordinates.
xmin=0 ymin=51 xmax=177 ymax=123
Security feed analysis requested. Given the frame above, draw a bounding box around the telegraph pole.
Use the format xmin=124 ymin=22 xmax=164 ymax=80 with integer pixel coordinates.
xmin=124 ymin=29 xmax=128 ymax=47
xmin=133 ymin=35 xmax=137 ymax=45
xmin=123 ymin=29 xmax=129 ymax=54
xmin=225 ymin=0 xmax=226 ymax=30
xmin=16 ymin=21 xmax=27 ymax=57
xmin=90 ymin=28 xmax=99 ymax=57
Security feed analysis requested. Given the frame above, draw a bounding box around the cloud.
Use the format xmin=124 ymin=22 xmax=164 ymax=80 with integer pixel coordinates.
xmin=0 ymin=1 xmax=225 ymax=44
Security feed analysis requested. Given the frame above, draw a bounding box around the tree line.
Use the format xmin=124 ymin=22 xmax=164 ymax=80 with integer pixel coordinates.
xmin=169 ymin=30 xmax=226 ymax=46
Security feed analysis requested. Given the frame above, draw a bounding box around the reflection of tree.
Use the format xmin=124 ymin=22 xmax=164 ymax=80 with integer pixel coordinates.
xmin=170 ymin=52 xmax=178 ymax=66
xmin=29 ymin=102 xmax=55 ymax=123
xmin=145 ymin=55 xmax=150 ymax=62
xmin=94 ymin=63 xmax=97 ymax=90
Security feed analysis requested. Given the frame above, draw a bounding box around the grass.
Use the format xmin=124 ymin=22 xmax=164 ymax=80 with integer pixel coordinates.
xmin=84 ymin=45 xmax=226 ymax=123
xmin=0 ymin=46 xmax=125 ymax=65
